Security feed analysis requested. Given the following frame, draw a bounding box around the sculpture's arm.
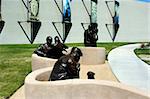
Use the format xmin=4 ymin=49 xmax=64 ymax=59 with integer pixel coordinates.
xmin=34 ymin=45 xmax=46 ymax=57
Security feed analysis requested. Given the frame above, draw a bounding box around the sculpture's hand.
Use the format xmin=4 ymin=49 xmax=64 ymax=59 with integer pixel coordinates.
xmin=43 ymin=53 xmax=47 ymax=57
xmin=76 ymin=63 xmax=80 ymax=71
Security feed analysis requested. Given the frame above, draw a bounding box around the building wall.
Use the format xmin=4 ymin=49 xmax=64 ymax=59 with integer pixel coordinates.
xmin=0 ymin=0 xmax=149 ymax=44
xmin=148 ymin=2 xmax=150 ymax=40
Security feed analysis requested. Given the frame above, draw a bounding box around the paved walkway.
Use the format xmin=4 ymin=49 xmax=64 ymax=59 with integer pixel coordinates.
xmin=9 ymin=86 xmax=25 ymax=99
xmin=108 ymin=44 xmax=150 ymax=93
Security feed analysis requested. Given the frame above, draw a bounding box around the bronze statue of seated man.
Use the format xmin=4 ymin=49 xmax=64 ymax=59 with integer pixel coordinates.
xmin=49 ymin=47 xmax=83 ymax=81
xmin=34 ymin=36 xmax=54 ymax=57
xmin=49 ymin=36 xmax=68 ymax=59
xmin=34 ymin=36 xmax=68 ymax=59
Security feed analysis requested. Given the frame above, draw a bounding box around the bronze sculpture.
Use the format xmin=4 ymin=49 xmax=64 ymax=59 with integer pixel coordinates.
xmin=51 ymin=36 xmax=68 ymax=59
xmin=84 ymin=23 xmax=98 ymax=47
xmin=34 ymin=36 xmax=68 ymax=59
xmin=49 ymin=47 xmax=83 ymax=81
xmin=87 ymin=71 xmax=95 ymax=79
xmin=34 ymin=36 xmax=54 ymax=57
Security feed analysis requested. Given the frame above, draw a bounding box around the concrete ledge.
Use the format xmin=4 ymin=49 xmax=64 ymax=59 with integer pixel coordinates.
xmin=32 ymin=47 xmax=106 ymax=71
xmin=25 ymin=67 xmax=149 ymax=99
xmin=31 ymin=54 xmax=57 ymax=71
xmin=79 ymin=47 xmax=106 ymax=65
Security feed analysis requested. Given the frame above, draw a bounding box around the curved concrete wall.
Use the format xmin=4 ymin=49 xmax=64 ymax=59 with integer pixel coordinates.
xmin=25 ymin=67 xmax=150 ymax=99
xmin=32 ymin=47 xmax=106 ymax=71
xmin=32 ymin=54 xmax=57 ymax=71
xmin=79 ymin=47 xmax=106 ymax=65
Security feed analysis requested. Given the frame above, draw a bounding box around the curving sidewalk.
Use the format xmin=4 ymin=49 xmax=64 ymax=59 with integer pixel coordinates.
xmin=108 ymin=44 xmax=150 ymax=93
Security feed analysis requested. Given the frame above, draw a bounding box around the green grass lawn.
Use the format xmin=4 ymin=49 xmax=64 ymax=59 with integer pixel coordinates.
xmin=134 ymin=48 xmax=150 ymax=65
xmin=0 ymin=44 xmax=38 ymax=99
xmin=0 ymin=42 xmax=128 ymax=99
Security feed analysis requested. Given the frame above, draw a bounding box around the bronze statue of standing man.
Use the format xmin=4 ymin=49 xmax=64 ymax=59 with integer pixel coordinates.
xmin=84 ymin=23 xmax=98 ymax=47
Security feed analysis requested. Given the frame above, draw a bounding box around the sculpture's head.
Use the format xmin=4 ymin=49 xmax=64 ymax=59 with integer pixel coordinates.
xmin=87 ymin=71 xmax=95 ymax=79
xmin=46 ymin=36 xmax=52 ymax=45
xmin=54 ymin=36 xmax=60 ymax=43
xmin=91 ymin=23 xmax=98 ymax=29
xmin=70 ymin=47 xmax=83 ymax=62
xmin=88 ymin=24 xmax=92 ymax=30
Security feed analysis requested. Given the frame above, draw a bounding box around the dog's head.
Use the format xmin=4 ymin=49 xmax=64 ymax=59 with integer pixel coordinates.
xmin=87 ymin=71 xmax=95 ymax=79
